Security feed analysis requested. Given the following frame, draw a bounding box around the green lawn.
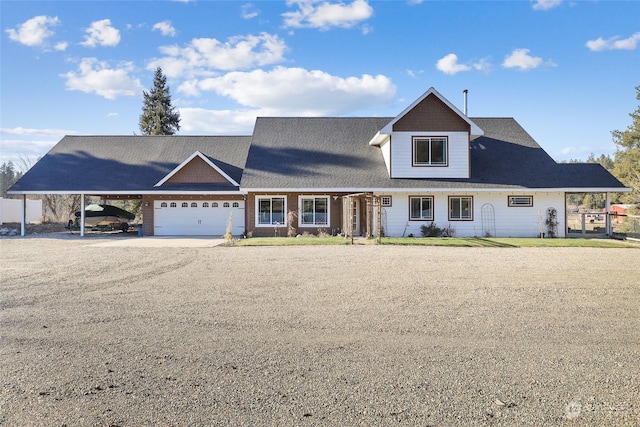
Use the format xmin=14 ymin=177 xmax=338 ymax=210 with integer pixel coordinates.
xmin=234 ymin=236 xmax=635 ymax=248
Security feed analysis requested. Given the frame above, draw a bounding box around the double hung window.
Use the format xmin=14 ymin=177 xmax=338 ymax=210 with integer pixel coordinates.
xmin=257 ymin=196 xmax=286 ymax=225
xmin=449 ymin=196 xmax=473 ymax=220
xmin=409 ymin=196 xmax=434 ymax=221
xmin=413 ymin=137 xmax=448 ymax=166
xmin=300 ymin=196 xmax=329 ymax=226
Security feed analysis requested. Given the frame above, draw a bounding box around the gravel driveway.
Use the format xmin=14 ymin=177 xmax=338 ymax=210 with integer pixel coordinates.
xmin=1 ymin=237 xmax=639 ymax=426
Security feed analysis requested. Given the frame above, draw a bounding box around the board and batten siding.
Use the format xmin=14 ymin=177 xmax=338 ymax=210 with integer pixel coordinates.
xmin=390 ymin=131 xmax=470 ymax=179
xmin=376 ymin=192 xmax=566 ymax=238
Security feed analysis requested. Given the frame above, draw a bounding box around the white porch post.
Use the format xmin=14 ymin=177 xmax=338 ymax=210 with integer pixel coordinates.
xmin=605 ymin=192 xmax=611 ymax=235
xmin=80 ymin=194 xmax=85 ymax=237
xmin=20 ymin=195 xmax=26 ymax=237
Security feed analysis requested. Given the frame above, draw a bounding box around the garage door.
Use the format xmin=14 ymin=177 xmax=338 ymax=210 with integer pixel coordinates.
xmin=154 ymin=200 xmax=245 ymax=236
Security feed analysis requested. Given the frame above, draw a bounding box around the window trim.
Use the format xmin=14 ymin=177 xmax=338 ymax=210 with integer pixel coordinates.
xmin=380 ymin=195 xmax=392 ymax=207
xmin=408 ymin=196 xmax=434 ymax=221
xmin=256 ymin=195 xmax=287 ymax=227
xmin=412 ymin=136 xmax=448 ymax=167
xmin=508 ymin=195 xmax=533 ymax=207
xmin=449 ymin=196 xmax=473 ymax=221
xmin=298 ymin=195 xmax=330 ymax=227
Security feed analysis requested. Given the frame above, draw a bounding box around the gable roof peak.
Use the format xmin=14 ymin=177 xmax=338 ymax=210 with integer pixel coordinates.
xmin=154 ymin=150 xmax=240 ymax=187
xmin=379 ymin=87 xmax=483 ymax=137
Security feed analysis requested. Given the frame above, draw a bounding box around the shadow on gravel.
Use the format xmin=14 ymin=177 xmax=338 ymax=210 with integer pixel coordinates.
xmin=466 ymin=238 xmax=518 ymax=247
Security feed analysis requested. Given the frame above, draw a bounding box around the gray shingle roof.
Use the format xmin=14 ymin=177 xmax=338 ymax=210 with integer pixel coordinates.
xmin=242 ymin=116 xmax=627 ymax=190
xmin=9 ymin=135 xmax=251 ymax=193
xmin=9 ymin=118 xmax=626 ymax=194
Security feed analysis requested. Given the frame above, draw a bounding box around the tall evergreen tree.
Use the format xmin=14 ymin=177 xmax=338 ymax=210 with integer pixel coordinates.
xmin=139 ymin=67 xmax=181 ymax=135
xmin=612 ymin=86 xmax=640 ymax=204
xmin=0 ymin=161 xmax=22 ymax=198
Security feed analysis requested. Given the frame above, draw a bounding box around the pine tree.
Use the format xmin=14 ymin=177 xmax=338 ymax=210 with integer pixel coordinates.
xmin=612 ymin=86 xmax=640 ymax=204
xmin=139 ymin=67 xmax=181 ymax=135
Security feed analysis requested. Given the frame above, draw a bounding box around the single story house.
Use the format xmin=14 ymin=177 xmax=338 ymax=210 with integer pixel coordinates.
xmin=9 ymin=87 xmax=629 ymax=238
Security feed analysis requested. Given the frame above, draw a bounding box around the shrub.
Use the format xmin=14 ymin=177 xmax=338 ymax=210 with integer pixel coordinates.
xmin=420 ymin=222 xmax=456 ymax=237
xmin=420 ymin=222 xmax=442 ymax=237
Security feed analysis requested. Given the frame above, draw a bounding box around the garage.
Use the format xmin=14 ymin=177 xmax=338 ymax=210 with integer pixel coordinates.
xmin=154 ymin=200 xmax=245 ymax=236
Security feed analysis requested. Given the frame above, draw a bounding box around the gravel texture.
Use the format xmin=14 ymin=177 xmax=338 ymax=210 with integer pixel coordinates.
xmin=1 ymin=236 xmax=639 ymax=426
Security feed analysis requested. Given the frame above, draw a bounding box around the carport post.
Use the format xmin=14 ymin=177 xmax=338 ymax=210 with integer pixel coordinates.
xmin=80 ymin=194 xmax=85 ymax=237
xmin=605 ymin=192 xmax=611 ymax=235
xmin=20 ymin=195 xmax=26 ymax=237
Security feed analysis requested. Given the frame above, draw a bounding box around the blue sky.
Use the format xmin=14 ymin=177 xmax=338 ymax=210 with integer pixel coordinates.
xmin=1 ymin=0 xmax=639 ymax=169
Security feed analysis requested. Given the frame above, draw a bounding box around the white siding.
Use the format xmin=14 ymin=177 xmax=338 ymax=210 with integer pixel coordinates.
xmin=376 ymin=192 xmax=566 ymax=238
xmin=390 ymin=131 xmax=469 ymax=179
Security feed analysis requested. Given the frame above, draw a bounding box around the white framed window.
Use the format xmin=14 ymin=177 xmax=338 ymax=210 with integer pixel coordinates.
xmin=223 ymin=202 xmax=230 ymax=208
xmin=508 ymin=195 xmax=533 ymax=207
xmin=375 ymin=195 xmax=392 ymax=207
xmin=409 ymin=196 xmax=434 ymax=221
xmin=413 ymin=137 xmax=448 ymax=166
xmin=257 ymin=196 xmax=286 ymax=226
xmin=212 ymin=202 xmax=218 ymax=207
xmin=299 ymin=196 xmax=329 ymax=226
xmin=449 ymin=196 xmax=473 ymax=220
xmin=170 ymin=202 xmax=177 ymax=208
xmin=232 ymin=202 xmax=239 ymax=208
xmin=181 ymin=202 xmax=188 ymax=208
xmin=160 ymin=202 xmax=167 ymax=208
xmin=191 ymin=202 xmax=198 ymax=207
xmin=202 ymin=202 xmax=209 ymax=208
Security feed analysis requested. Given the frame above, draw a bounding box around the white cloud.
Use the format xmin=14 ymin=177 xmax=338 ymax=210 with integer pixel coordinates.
xmin=5 ymin=15 xmax=60 ymax=47
xmin=80 ymin=19 xmax=121 ymax=47
xmin=148 ymin=32 xmax=288 ymax=78
xmin=473 ymin=57 xmax=492 ymax=73
xmin=407 ymin=0 xmax=425 ymax=5
xmin=241 ymin=3 xmax=260 ymax=19
xmin=436 ymin=53 xmax=491 ymax=75
xmin=152 ymin=20 xmax=177 ymax=37
xmin=586 ymin=32 xmax=640 ymax=51
xmin=436 ymin=54 xmax=471 ymax=75
xmin=283 ymin=0 xmax=374 ymax=30
xmin=61 ymin=58 xmax=143 ymax=99
xmin=179 ymin=66 xmax=396 ymax=116
xmin=406 ymin=69 xmax=424 ymax=79
xmin=502 ymin=48 xmax=552 ymax=70
xmin=54 ymin=41 xmax=69 ymax=51
xmin=0 ymin=127 xmax=76 ymax=137
xmin=179 ymin=108 xmax=260 ymax=134
xmin=532 ymin=0 xmax=562 ymax=11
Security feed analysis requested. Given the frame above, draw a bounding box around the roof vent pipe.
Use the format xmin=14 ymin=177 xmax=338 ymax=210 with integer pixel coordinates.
xmin=463 ymin=89 xmax=468 ymax=116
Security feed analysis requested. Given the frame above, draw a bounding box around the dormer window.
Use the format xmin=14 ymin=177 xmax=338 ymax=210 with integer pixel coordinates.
xmin=413 ymin=136 xmax=448 ymax=166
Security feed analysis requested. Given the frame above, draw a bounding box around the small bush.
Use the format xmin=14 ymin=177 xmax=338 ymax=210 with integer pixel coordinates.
xmin=420 ymin=222 xmax=442 ymax=237
xmin=420 ymin=222 xmax=455 ymax=237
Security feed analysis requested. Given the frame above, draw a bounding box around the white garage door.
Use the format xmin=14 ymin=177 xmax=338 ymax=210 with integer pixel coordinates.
xmin=154 ymin=200 xmax=245 ymax=236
